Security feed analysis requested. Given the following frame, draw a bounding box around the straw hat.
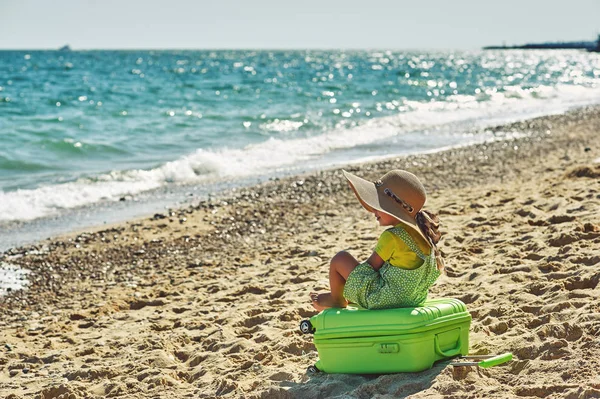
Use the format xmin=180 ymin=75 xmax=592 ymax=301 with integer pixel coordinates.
xmin=343 ymin=169 xmax=430 ymax=246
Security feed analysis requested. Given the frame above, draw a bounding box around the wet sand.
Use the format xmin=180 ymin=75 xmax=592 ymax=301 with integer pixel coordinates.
xmin=1 ymin=106 xmax=599 ymax=398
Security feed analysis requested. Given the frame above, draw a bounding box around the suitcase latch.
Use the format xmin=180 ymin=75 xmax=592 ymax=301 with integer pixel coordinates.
xmin=378 ymin=343 xmax=399 ymax=353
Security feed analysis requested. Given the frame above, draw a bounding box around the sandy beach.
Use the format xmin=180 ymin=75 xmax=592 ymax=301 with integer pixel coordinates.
xmin=1 ymin=106 xmax=599 ymax=398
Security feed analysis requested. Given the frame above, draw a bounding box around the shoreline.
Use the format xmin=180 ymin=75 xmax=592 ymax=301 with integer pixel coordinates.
xmin=0 ymin=127 xmax=525 ymax=254
xmin=0 ymin=126 xmax=536 ymax=254
xmin=0 ymin=102 xmax=581 ymax=250
xmin=2 ymin=98 xmax=598 ymax=253
xmin=1 ymin=106 xmax=599 ymax=398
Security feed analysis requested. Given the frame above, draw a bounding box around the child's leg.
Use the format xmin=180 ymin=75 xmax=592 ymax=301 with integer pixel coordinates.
xmin=310 ymin=251 xmax=359 ymax=310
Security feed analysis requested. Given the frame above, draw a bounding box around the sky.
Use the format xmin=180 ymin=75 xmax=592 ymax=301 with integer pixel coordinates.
xmin=1 ymin=0 xmax=599 ymax=50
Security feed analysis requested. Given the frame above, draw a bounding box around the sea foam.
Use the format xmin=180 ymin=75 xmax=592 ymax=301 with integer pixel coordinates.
xmin=1 ymin=83 xmax=599 ymax=224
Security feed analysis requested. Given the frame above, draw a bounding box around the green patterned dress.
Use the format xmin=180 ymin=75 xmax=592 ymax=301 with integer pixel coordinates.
xmin=343 ymin=226 xmax=441 ymax=309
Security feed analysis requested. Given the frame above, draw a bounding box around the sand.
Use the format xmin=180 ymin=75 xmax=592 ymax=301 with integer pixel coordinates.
xmin=1 ymin=106 xmax=599 ymax=399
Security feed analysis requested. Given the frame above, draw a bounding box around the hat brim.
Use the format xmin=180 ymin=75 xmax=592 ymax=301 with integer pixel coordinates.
xmin=342 ymin=170 xmax=431 ymax=247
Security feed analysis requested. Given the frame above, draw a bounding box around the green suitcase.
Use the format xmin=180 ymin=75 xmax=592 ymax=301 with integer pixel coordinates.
xmin=301 ymin=298 xmax=471 ymax=374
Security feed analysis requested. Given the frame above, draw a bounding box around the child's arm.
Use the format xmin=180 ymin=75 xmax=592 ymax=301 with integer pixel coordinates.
xmin=366 ymin=251 xmax=385 ymax=271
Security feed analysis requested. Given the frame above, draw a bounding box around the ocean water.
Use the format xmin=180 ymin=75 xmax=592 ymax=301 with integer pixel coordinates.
xmin=1 ymin=49 xmax=600 ymax=250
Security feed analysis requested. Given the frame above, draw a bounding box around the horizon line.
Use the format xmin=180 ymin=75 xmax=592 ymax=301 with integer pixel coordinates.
xmin=0 ymin=46 xmax=485 ymax=52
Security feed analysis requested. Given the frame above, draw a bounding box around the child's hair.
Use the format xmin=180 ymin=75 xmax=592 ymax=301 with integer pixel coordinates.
xmin=416 ymin=210 xmax=445 ymax=271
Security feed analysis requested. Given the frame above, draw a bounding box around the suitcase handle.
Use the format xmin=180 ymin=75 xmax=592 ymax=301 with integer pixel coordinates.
xmin=452 ymin=353 xmax=513 ymax=368
xmin=434 ymin=331 xmax=463 ymax=357
xmin=478 ymin=352 xmax=513 ymax=368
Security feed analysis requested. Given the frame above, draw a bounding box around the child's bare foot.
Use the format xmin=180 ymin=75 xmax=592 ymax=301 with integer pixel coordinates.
xmin=310 ymin=292 xmax=347 ymax=311
xmin=309 ymin=292 xmax=327 ymax=311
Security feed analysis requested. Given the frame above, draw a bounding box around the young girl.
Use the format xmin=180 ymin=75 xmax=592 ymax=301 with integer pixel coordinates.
xmin=310 ymin=169 xmax=444 ymax=311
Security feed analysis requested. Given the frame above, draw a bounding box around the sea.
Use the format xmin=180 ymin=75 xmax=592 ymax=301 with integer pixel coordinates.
xmin=1 ymin=49 xmax=600 ymax=253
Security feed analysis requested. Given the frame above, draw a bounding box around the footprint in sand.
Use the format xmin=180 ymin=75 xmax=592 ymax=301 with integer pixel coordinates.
xmin=547 ymin=215 xmax=576 ymax=224
xmin=128 ymin=298 xmax=167 ymax=310
xmin=235 ymin=324 xmax=262 ymax=339
xmin=526 ymin=282 xmax=560 ymax=296
xmin=277 ymin=310 xmax=298 ymax=322
xmin=569 ymin=256 xmax=600 ymax=266
xmin=456 ymin=292 xmax=480 ymax=304
xmin=298 ymin=308 xmax=318 ymax=318
xmin=234 ymin=286 xmax=268 ymax=296
xmin=538 ymin=262 xmax=562 ymax=273
xmin=278 ymin=338 xmax=314 ymax=356
xmin=171 ymin=307 xmax=191 ymax=314
xmin=566 ymin=164 xmax=600 ymax=178
xmin=496 ymin=265 xmax=532 ymax=274
xmin=563 ymin=274 xmax=600 ymax=290
xmin=289 ymin=276 xmax=316 ymax=284
xmin=536 ymin=322 xmax=583 ymax=342
xmin=214 ymin=379 xmax=238 ymax=396
xmin=539 ymin=339 xmax=570 ymax=360
xmin=236 ymin=315 xmax=269 ymax=328
xmin=186 ymin=368 xmax=207 ymax=382
xmin=540 ymin=301 xmax=574 ymax=314
xmin=523 ymin=253 xmax=544 ymax=261
xmin=173 ymin=350 xmax=191 ymax=363
xmin=244 ymin=306 xmax=276 ymax=320
xmin=488 ymin=321 xmax=509 ymax=335
xmin=269 ymin=289 xmax=286 ymax=299
xmin=269 ymin=371 xmax=295 ymax=381
xmin=515 ymin=383 xmax=580 ymax=398
xmin=38 ymin=384 xmax=92 ymax=399
xmin=527 ymin=315 xmax=551 ymax=329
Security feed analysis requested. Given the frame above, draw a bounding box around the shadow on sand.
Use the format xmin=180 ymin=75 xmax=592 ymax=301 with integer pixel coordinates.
xmin=262 ymin=361 xmax=448 ymax=399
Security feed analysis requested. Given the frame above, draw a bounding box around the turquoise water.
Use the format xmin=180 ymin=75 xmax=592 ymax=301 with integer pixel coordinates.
xmin=1 ymin=49 xmax=600 ymax=243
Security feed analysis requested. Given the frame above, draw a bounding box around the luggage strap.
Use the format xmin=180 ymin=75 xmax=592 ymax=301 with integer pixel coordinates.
xmin=389 ymin=226 xmax=429 ymax=261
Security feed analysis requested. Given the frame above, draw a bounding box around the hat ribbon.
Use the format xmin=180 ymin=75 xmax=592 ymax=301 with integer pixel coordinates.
xmin=383 ymin=188 xmax=414 ymax=213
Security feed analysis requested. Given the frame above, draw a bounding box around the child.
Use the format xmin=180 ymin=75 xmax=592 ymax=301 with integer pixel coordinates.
xmin=310 ymin=169 xmax=444 ymax=311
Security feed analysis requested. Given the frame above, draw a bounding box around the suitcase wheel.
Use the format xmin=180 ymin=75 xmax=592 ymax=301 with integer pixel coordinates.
xmin=299 ymin=320 xmax=315 ymax=334
xmin=307 ymin=365 xmax=320 ymax=374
